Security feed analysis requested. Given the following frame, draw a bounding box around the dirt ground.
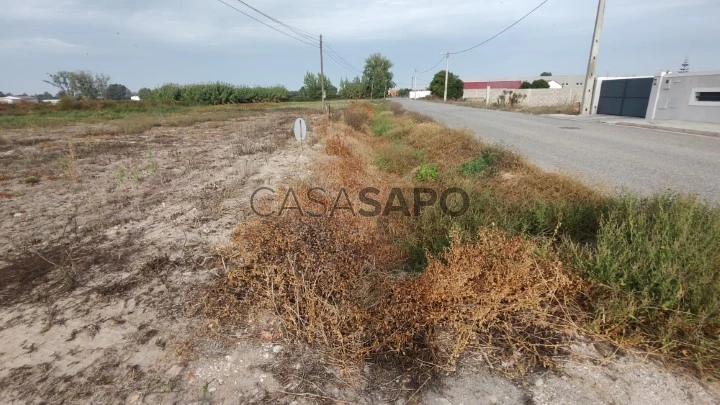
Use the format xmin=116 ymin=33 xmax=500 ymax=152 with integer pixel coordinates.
xmin=1 ymin=110 xmax=718 ymax=404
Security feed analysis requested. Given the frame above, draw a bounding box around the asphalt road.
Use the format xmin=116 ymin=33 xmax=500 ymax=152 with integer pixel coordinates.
xmin=395 ymin=99 xmax=720 ymax=202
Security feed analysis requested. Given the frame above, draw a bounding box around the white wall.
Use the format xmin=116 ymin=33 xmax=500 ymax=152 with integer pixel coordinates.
xmin=646 ymin=71 xmax=720 ymax=124
xmin=464 ymin=88 xmax=579 ymax=107
xmin=410 ymin=90 xmax=431 ymax=100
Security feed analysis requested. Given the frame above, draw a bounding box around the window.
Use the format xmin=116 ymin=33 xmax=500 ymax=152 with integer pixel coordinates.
xmin=688 ymin=87 xmax=720 ymax=106
xmin=697 ymin=92 xmax=720 ymax=102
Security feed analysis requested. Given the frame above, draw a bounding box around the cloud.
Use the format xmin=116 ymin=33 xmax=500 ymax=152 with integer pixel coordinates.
xmin=0 ymin=37 xmax=87 ymax=53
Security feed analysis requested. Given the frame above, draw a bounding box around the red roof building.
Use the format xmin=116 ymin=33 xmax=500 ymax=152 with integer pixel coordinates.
xmin=464 ymin=81 xmax=522 ymax=90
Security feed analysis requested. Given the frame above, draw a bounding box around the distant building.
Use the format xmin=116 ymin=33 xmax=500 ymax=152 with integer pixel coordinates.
xmin=409 ymin=90 xmax=432 ymax=99
xmin=0 ymin=96 xmax=39 ymax=104
xmin=42 ymin=99 xmax=61 ymax=105
xmin=463 ymin=75 xmax=586 ymax=91
xmin=130 ymin=96 xmax=141 ymax=101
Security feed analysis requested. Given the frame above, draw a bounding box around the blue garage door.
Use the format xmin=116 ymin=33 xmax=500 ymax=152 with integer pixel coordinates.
xmin=596 ymin=78 xmax=653 ymax=118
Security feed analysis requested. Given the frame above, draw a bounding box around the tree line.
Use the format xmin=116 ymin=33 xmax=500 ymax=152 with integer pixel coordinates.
xmin=296 ymin=53 xmax=395 ymax=100
xmin=26 ymin=52 xmax=396 ymax=105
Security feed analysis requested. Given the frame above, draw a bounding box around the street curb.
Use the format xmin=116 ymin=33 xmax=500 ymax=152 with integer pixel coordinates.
xmin=612 ymin=122 xmax=720 ymax=138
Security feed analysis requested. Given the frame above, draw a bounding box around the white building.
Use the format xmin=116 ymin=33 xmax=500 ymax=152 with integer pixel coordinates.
xmin=0 ymin=96 xmax=39 ymax=104
xmin=409 ymin=90 xmax=432 ymax=100
xmin=646 ymin=71 xmax=720 ymax=124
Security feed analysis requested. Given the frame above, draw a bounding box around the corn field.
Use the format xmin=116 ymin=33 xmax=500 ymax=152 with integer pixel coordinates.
xmin=148 ymin=82 xmax=289 ymax=104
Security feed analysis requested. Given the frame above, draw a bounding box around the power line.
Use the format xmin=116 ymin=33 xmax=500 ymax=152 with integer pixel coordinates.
xmin=449 ymin=0 xmax=550 ymax=55
xmin=223 ymin=0 xmax=362 ymax=77
xmin=232 ymin=0 xmax=318 ymax=42
xmin=216 ymin=0 xmax=318 ymax=48
xmin=417 ymin=56 xmax=446 ymax=74
xmin=323 ymin=50 xmax=361 ymax=75
xmin=324 ymin=43 xmax=362 ymax=74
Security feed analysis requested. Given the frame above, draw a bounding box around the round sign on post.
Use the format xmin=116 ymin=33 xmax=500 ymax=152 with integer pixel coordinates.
xmin=293 ymin=118 xmax=307 ymax=142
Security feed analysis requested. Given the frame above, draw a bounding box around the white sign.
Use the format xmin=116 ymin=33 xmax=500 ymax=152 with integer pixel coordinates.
xmin=293 ymin=118 xmax=307 ymax=142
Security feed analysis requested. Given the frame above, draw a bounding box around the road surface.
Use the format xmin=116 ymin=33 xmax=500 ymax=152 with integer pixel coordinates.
xmin=395 ymin=99 xmax=720 ymax=202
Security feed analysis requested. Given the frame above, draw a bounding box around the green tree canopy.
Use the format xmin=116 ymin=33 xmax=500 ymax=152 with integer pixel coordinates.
xmin=43 ymin=70 xmax=110 ymax=100
xmin=300 ymin=72 xmax=337 ymax=100
xmin=137 ymin=88 xmax=152 ymax=100
xmin=105 ymin=84 xmax=132 ymax=100
xmin=429 ymin=70 xmax=464 ymax=100
xmin=531 ymin=79 xmax=550 ymax=89
xmin=397 ymin=88 xmax=411 ymax=98
xmin=362 ymin=53 xmax=395 ymax=99
xmin=540 ymin=72 xmax=552 ymax=77
xmin=339 ymin=76 xmax=365 ymax=99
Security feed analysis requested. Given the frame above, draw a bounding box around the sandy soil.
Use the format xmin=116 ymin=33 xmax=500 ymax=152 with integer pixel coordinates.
xmin=0 ymin=111 xmax=321 ymax=404
xmin=0 ymin=111 xmax=718 ymax=404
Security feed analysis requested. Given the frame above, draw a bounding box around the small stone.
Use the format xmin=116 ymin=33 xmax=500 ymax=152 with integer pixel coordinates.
xmin=13 ymin=213 xmax=22 ymax=218
xmin=165 ymin=364 xmax=184 ymax=378
xmin=272 ymin=345 xmax=283 ymax=354
xmin=125 ymin=392 xmax=142 ymax=404
xmin=534 ymin=378 xmax=544 ymax=387
xmin=208 ymin=387 xmax=217 ymax=393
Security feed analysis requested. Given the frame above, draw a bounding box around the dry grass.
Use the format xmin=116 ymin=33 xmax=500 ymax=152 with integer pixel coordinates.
xmin=206 ymin=110 xmax=584 ymax=391
xmin=344 ymin=101 xmax=374 ymax=131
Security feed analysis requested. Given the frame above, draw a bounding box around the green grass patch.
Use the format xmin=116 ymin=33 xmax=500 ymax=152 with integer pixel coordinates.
xmin=459 ymin=149 xmax=500 ymax=176
xmin=415 ymin=163 xmax=439 ymax=182
xmin=371 ymin=111 xmax=394 ymax=136
xmin=373 ymin=143 xmax=425 ymax=174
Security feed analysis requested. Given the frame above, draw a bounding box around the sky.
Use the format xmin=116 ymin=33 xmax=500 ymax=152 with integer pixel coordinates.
xmin=2 ymin=0 xmax=719 ymax=95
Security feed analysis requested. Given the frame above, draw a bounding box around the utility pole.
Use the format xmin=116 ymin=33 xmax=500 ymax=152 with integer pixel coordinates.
xmin=319 ymin=34 xmax=326 ymax=111
xmin=580 ymin=0 xmax=606 ymax=115
xmin=443 ymin=52 xmax=450 ymax=102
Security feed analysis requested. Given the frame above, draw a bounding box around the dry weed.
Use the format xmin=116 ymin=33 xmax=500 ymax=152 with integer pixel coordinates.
xmin=344 ymin=102 xmax=374 ymax=131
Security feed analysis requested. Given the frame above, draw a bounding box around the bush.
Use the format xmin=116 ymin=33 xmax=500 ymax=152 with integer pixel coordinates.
xmin=573 ymin=194 xmax=720 ymax=375
xmin=344 ymin=101 xmax=374 ymax=131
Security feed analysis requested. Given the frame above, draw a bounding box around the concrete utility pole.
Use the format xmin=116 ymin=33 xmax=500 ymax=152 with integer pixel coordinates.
xmin=580 ymin=0 xmax=606 ymax=115
xmin=319 ymin=34 xmax=326 ymax=111
xmin=443 ymin=52 xmax=450 ymax=102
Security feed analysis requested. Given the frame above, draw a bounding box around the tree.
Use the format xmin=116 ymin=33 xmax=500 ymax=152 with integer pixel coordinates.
xmin=429 ymin=70 xmax=464 ymax=100
xmin=105 ymin=84 xmax=132 ymax=100
xmin=679 ymin=57 xmax=690 ymax=73
xmin=339 ymin=76 xmax=365 ymax=99
xmin=137 ymin=88 xmax=152 ymax=100
xmin=530 ymin=79 xmax=550 ymax=89
xmin=300 ymin=72 xmax=337 ymax=100
xmin=32 ymin=91 xmax=54 ymax=101
xmin=43 ymin=70 xmax=111 ymax=100
xmin=362 ymin=53 xmax=395 ymax=99
xmin=397 ymin=88 xmax=411 ymax=98
xmin=0 ymin=91 xmax=4 ymax=97
xmin=520 ymin=81 xmax=533 ymax=89
xmin=540 ymin=72 xmax=553 ymax=77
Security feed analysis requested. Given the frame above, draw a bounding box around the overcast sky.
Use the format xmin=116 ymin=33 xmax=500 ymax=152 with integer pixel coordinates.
xmin=2 ymin=0 xmax=719 ymax=94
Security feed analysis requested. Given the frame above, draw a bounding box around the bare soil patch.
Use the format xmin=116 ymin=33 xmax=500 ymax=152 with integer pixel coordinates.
xmin=0 ymin=110 xmax=322 ymax=403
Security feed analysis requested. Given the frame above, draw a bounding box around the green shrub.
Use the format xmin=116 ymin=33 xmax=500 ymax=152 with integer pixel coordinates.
xmin=415 ymin=163 xmax=439 ymax=181
xmin=573 ymin=194 xmax=720 ymax=375
xmin=371 ymin=111 xmax=394 ymax=136
xmin=459 ymin=149 xmax=500 ymax=176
